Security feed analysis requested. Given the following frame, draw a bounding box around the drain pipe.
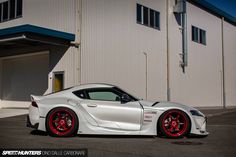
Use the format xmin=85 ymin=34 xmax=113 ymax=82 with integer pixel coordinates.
xmin=221 ymin=17 xmax=226 ymax=109
xmin=174 ymin=0 xmax=187 ymax=73
xmin=166 ymin=0 xmax=170 ymax=101
xmin=181 ymin=1 xmax=187 ymax=73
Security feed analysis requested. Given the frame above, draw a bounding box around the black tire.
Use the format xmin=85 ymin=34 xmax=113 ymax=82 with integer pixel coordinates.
xmin=158 ymin=109 xmax=191 ymax=138
xmin=46 ymin=107 xmax=78 ymax=137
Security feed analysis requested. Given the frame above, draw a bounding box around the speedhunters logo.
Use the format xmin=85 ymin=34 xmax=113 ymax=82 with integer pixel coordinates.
xmin=0 ymin=149 xmax=87 ymax=157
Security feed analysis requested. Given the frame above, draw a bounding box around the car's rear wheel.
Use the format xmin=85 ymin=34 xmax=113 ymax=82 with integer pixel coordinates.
xmin=46 ymin=107 xmax=78 ymax=137
xmin=158 ymin=109 xmax=190 ymax=138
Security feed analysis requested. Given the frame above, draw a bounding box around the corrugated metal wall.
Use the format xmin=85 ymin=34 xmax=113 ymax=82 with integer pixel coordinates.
xmin=224 ymin=21 xmax=236 ymax=107
xmin=81 ymin=0 xmax=167 ymax=101
xmin=169 ymin=1 xmax=222 ymax=107
xmin=0 ymin=0 xmax=80 ymax=108
xmin=1 ymin=0 xmax=235 ymax=108
xmin=0 ymin=0 xmax=80 ymax=90
xmin=0 ymin=0 xmax=76 ymax=33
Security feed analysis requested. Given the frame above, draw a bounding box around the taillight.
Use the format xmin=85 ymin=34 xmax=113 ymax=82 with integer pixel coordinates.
xmin=31 ymin=101 xmax=38 ymax=108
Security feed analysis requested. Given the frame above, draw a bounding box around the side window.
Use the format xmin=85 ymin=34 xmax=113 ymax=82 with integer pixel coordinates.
xmin=73 ymin=90 xmax=86 ymax=99
xmin=88 ymin=91 xmax=120 ymax=101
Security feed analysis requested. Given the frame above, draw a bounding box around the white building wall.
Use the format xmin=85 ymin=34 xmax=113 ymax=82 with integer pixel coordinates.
xmin=224 ymin=21 xmax=236 ymax=107
xmin=0 ymin=0 xmax=76 ymax=33
xmin=0 ymin=0 xmax=80 ymax=87
xmin=169 ymin=1 xmax=223 ymax=107
xmin=0 ymin=0 xmax=80 ymax=108
xmin=0 ymin=0 xmax=235 ymax=108
xmin=81 ymin=0 xmax=167 ymax=101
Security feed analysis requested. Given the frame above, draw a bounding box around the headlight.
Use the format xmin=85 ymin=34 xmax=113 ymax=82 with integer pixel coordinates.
xmin=190 ymin=110 xmax=204 ymax=117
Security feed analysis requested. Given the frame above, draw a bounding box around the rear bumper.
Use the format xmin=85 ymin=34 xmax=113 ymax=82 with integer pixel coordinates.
xmin=26 ymin=115 xmax=39 ymax=129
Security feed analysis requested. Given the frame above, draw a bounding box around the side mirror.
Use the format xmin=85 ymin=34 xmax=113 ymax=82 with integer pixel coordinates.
xmin=121 ymin=94 xmax=131 ymax=103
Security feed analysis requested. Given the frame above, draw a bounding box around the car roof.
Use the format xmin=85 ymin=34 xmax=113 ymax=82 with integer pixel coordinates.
xmin=70 ymin=83 xmax=115 ymax=91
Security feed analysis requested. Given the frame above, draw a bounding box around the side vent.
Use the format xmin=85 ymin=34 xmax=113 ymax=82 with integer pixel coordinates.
xmin=152 ymin=102 xmax=160 ymax=107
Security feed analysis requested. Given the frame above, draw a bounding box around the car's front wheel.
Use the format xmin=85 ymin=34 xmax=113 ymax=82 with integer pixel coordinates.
xmin=46 ymin=107 xmax=78 ymax=137
xmin=158 ymin=109 xmax=190 ymax=138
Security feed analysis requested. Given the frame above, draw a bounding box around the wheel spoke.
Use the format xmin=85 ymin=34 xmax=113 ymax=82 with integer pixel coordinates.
xmin=176 ymin=114 xmax=180 ymax=120
xmin=174 ymin=126 xmax=180 ymax=131
xmin=57 ymin=112 xmax=62 ymax=119
xmin=56 ymin=124 xmax=61 ymax=130
xmin=62 ymin=125 xmax=68 ymax=131
xmin=168 ymin=126 xmax=174 ymax=132
xmin=53 ymin=118 xmax=59 ymax=123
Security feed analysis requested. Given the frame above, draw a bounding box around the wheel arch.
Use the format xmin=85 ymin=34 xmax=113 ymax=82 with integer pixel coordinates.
xmin=45 ymin=105 xmax=80 ymax=135
xmin=156 ymin=108 xmax=192 ymax=136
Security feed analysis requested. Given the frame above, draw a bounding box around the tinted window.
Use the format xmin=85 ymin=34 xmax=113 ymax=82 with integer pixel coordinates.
xmin=0 ymin=0 xmax=22 ymax=23
xmin=87 ymin=91 xmax=120 ymax=101
xmin=16 ymin=0 xmax=22 ymax=17
xmin=73 ymin=90 xmax=86 ymax=99
xmin=192 ymin=26 xmax=198 ymax=42
xmin=10 ymin=0 xmax=15 ymax=19
xmin=112 ymin=87 xmax=139 ymax=101
xmin=136 ymin=4 xmax=160 ymax=30
xmin=192 ymin=25 xmax=206 ymax=45
xmin=200 ymin=29 xmax=206 ymax=45
xmin=136 ymin=3 xmax=142 ymax=23
xmin=154 ymin=11 xmax=160 ymax=29
xmin=0 ymin=4 xmax=2 ymax=22
xmin=2 ymin=1 xmax=8 ymax=21
xmin=149 ymin=9 xmax=154 ymax=27
xmin=143 ymin=6 xmax=148 ymax=25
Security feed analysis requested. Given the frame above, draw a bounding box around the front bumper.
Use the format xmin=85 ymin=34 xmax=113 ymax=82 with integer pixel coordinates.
xmin=191 ymin=116 xmax=209 ymax=136
xmin=26 ymin=115 xmax=39 ymax=129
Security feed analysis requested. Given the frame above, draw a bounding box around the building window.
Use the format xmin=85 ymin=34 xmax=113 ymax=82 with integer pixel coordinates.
xmin=0 ymin=0 xmax=23 ymax=23
xmin=143 ymin=6 xmax=148 ymax=26
xmin=200 ymin=29 xmax=206 ymax=45
xmin=136 ymin=4 xmax=142 ymax=23
xmin=2 ymin=1 xmax=8 ymax=21
xmin=136 ymin=3 xmax=160 ymax=30
xmin=16 ymin=0 xmax=22 ymax=17
xmin=192 ymin=25 xmax=206 ymax=45
xmin=10 ymin=0 xmax=15 ymax=19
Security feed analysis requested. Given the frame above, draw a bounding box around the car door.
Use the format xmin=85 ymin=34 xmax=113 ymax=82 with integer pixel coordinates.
xmin=80 ymin=88 xmax=142 ymax=131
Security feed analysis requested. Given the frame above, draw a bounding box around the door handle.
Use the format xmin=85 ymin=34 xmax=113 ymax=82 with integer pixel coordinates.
xmin=87 ymin=104 xmax=97 ymax=107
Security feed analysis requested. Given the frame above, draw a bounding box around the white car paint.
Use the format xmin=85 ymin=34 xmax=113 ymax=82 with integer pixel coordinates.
xmin=28 ymin=84 xmax=209 ymax=137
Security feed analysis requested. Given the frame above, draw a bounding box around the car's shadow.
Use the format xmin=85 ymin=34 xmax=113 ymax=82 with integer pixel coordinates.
xmin=77 ymin=134 xmax=156 ymax=139
xmin=30 ymin=130 xmax=48 ymax=136
xmin=30 ymin=130 xmax=155 ymax=138
xmin=30 ymin=130 xmax=208 ymax=139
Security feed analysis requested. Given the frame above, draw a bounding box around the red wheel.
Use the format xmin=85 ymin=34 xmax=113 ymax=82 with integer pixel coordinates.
xmin=46 ymin=107 xmax=78 ymax=137
xmin=159 ymin=109 xmax=190 ymax=138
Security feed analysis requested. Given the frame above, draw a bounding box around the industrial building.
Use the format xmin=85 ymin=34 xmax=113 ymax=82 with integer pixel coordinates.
xmin=0 ymin=0 xmax=235 ymax=108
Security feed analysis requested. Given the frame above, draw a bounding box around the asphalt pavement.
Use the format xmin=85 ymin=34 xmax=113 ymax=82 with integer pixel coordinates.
xmin=0 ymin=109 xmax=236 ymax=157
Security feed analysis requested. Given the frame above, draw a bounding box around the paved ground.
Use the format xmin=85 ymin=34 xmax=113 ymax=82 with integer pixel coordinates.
xmin=0 ymin=108 xmax=28 ymax=118
xmin=0 ymin=109 xmax=236 ymax=157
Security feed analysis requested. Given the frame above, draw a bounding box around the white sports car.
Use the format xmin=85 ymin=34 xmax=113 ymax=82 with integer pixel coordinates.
xmin=27 ymin=84 xmax=208 ymax=138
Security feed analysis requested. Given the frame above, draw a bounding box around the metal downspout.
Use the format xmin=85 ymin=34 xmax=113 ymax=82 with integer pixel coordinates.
xmin=221 ymin=17 xmax=226 ymax=109
xmin=181 ymin=5 xmax=187 ymax=73
xmin=166 ymin=0 xmax=170 ymax=101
